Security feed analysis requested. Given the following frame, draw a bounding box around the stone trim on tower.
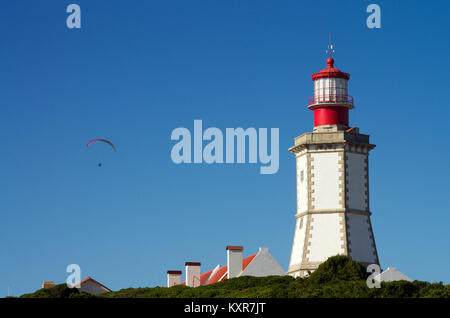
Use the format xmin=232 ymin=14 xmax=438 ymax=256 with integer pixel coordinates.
xmin=338 ymin=151 xmax=346 ymax=209
xmin=367 ymin=217 xmax=380 ymax=265
xmin=300 ymin=152 xmax=314 ymax=272
xmin=308 ymin=154 xmax=314 ymax=210
xmin=364 ymin=155 xmax=371 ymax=216
xmin=296 ymin=209 xmax=372 ymax=218
xmin=339 ymin=213 xmax=348 ymax=255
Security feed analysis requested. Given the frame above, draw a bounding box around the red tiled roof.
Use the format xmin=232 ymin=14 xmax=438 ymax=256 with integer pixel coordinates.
xmin=205 ymin=265 xmax=228 ymax=285
xmin=200 ymin=270 xmax=214 ymax=285
xmin=181 ymin=270 xmax=213 ymax=286
xmin=180 ymin=253 xmax=258 ymax=286
xmin=206 ymin=254 xmax=257 ymax=285
xmin=243 ymin=253 xmax=257 ymax=270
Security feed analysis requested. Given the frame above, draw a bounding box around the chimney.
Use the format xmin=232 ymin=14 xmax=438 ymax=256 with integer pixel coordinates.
xmin=227 ymin=246 xmax=243 ymax=278
xmin=167 ymin=270 xmax=182 ymax=287
xmin=185 ymin=262 xmax=201 ymax=287
xmin=42 ymin=281 xmax=55 ymax=289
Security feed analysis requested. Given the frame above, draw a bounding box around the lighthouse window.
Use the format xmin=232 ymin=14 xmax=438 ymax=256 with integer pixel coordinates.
xmin=299 ymin=217 xmax=304 ymax=229
xmin=300 ymin=170 xmax=304 ymax=182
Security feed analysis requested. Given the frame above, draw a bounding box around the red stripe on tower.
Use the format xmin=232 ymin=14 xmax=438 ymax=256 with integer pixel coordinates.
xmin=313 ymin=106 xmax=349 ymax=127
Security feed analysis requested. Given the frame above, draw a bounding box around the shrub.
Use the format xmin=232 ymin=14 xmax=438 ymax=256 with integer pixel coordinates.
xmin=19 ymin=256 xmax=450 ymax=298
xmin=20 ymin=283 xmax=80 ymax=298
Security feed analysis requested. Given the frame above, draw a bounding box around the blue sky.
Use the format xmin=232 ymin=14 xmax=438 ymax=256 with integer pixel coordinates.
xmin=0 ymin=0 xmax=449 ymax=296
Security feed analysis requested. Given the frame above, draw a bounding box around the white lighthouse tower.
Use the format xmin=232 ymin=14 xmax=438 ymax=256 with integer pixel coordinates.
xmin=287 ymin=50 xmax=380 ymax=277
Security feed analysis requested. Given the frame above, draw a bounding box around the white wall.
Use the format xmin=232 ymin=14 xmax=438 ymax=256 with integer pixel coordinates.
xmin=307 ymin=213 xmax=345 ymax=262
xmin=227 ymin=249 xmax=243 ymax=278
xmin=79 ymin=280 xmax=110 ymax=295
xmin=347 ymin=214 xmax=377 ymax=264
xmin=289 ymin=144 xmax=377 ymax=276
xmin=346 ymin=153 xmax=367 ymax=211
xmin=296 ymin=154 xmax=308 ymax=213
xmin=311 ymin=152 xmax=341 ymax=210
xmin=186 ymin=265 xmax=201 ymax=287
xmin=376 ymin=268 xmax=412 ymax=282
xmin=240 ymin=248 xmax=286 ymax=277
xmin=167 ymin=273 xmax=181 ymax=287
xmin=289 ymin=216 xmax=306 ymax=267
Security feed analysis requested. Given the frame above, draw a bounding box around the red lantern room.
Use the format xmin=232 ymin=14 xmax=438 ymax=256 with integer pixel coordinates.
xmin=308 ymin=56 xmax=354 ymax=130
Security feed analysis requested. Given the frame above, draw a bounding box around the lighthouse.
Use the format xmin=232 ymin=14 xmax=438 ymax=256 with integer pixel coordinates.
xmin=287 ymin=51 xmax=379 ymax=277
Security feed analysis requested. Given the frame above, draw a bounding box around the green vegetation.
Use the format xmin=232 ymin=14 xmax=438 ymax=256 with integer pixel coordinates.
xmin=17 ymin=256 xmax=450 ymax=298
xmin=20 ymin=283 xmax=95 ymax=298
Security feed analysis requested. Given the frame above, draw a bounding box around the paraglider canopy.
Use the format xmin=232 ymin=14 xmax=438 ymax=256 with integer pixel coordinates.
xmin=86 ymin=139 xmax=117 ymax=152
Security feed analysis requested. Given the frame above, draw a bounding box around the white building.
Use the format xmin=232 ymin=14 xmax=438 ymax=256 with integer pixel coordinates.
xmin=167 ymin=245 xmax=286 ymax=287
xmin=288 ymin=55 xmax=379 ymax=277
xmin=73 ymin=276 xmax=112 ymax=295
xmin=375 ymin=268 xmax=413 ymax=283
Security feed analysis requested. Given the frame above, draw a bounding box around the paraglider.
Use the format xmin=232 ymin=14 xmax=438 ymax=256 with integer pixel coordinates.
xmin=86 ymin=139 xmax=117 ymax=152
xmin=87 ymin=139 xmax=116 ymax=167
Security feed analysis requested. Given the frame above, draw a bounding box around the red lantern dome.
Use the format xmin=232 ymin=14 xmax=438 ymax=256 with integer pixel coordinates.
xmin=311 ymin=58 xmax=350 ymax=81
